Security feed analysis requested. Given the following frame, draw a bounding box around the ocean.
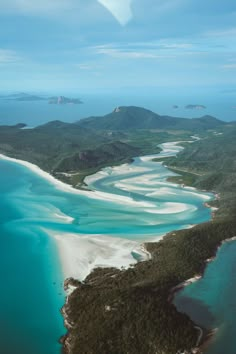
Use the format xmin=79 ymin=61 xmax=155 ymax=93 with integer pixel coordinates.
xmin=0 ymin=142 xmax=214 ymax=353
xmin=0 ymin=92 xmax=235 ymax=127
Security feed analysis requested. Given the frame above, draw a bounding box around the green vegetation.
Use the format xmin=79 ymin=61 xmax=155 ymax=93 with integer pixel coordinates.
xmin=0 ymin=106 xmax=226 ymax=188
xmin=167 ymin=124 xmax=236 ymax=219
xmin=63 ymin=220 xmax=236 ymax=354
xmin=0 ymin=105 xmax=235 ymax=353
xmin=0 ymin=121 xmax=139 ymax=183
xmin=54 ymin=141 xmax=139 ymax=172
xmin=167 ymin=168 xmax=201 ymax=186
xmin=78 ymin=106 xmax=225 ymax=132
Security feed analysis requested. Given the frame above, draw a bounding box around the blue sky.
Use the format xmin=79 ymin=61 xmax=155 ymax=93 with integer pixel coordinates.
xmin=0 ymin=0 xmax=236 ymax=94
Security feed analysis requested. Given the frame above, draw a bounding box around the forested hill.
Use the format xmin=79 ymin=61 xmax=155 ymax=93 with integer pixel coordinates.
xmin=167 ymin=123 xmax=236 ymax=219
xmin=0 ymin=106 xmax=231 ymax=188
xmin=78 ymin=106 xmax=225 ymax=131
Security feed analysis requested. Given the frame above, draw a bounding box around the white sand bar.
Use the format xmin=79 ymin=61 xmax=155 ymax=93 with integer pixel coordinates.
xmin=49 ymin=231 xmax=142 ymax=281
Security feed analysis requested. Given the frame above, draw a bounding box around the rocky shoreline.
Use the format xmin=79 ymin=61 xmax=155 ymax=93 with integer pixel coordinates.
xmin=60 ymin=278 xmax=81 ymax=354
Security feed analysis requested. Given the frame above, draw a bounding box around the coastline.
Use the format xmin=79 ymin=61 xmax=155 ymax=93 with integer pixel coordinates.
xmin=49 ymin=231 xmax=151 ymax=281
xmin=0 ymin=141 xmax=220 ymax=354
xmin=0 ymin=141 xmax=214 ymax=283
xmin=0 ymin=153 xmax=160 ymax=283
xmin=0 ymin=148 xmax=198 ymax=283
xmin=0 ymin=153 xmax=162 ymax=209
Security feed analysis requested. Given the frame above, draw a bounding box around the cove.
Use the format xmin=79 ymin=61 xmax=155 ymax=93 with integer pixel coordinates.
xmin=174 ymin=239 xmax=236 ymax=354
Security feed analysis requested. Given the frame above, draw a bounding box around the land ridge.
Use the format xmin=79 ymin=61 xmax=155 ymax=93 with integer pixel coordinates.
xmin=0 ymin=105 xmax=229 ymax=188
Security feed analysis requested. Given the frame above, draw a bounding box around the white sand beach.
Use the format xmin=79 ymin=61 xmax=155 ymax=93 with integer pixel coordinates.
xmin=0 ymin=154 xmax=157 ymax=209
xmin=48 ymin=230 xmax=147 ymax=281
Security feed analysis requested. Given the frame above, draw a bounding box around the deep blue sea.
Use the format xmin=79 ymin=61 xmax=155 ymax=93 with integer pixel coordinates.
xmin=0 ymin=142 xmax=214 ymax=354
xmin=0 ymin=92 xmax=235 ymax=127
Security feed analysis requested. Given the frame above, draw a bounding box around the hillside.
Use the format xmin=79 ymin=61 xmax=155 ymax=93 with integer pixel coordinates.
xmin=167 ymin=124 xmax=236 ymax=219
xmin=78 ymin=106 xmax=225 ymax=132
xmin=54 ymin=141 xmax=140 ymax=172
xmin=0 ymin=106 xmax=229 ymax=188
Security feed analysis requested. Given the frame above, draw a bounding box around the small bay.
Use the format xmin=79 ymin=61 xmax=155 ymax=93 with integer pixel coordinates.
xmin=174 ymin=240 xmax=236 ymax=354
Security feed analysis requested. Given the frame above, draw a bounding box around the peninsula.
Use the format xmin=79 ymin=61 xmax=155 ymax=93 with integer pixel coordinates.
xmin=60 ymin=117 xmax=236 ymax=353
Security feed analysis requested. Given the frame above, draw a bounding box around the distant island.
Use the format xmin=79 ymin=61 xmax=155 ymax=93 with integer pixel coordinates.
xmin=48 ymin=96 xmax=83 ymax=105
xmin=0 ymin=93 xmax=47 ymax=101
xmin=0 ymin=92 xmax=83 ymax=105
xmin=185 ymin=104 xmax=206 ymax=110
xmin=172 ymin=105 xmax=179 ymax=109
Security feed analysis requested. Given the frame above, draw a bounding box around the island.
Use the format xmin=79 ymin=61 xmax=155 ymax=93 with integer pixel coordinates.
xmin=185 ymin=104 xmax=206 ymax=110
xmin=48 ymin=96 xmax=83 ymax=105
xmin=0 ymin=92 xmax=47 ymax=101
xmin=0 ymin=92 xmax=83 ymax=105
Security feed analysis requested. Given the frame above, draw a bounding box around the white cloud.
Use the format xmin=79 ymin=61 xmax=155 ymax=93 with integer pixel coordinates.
xmin=97 ymin=0 xmax=133 ymax=25
xmin=160 ymin=43 xmax=193 ymax=49
xmin=222 ymin=63 xmax=236 ymax=69
xmin=91 ymin=41 xmax=198 ymax=59
xmin=95 ymin=46 xmax=174 ymax=59
xmin=0 ymin=49 xmax=21 ymax=64
xmin=94 ymin=41 xmax=194 ymax=52
xmin=205 ymin=28 xmax=236 ymax=38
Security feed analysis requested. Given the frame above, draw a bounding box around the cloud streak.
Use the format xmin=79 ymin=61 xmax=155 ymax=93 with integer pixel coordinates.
xmin=0 ymin=49 xmax=21 ymax=64
xmin=222 ymin=63 xmax=236 ymax=69
xmin=205 ymin=27 xmax=236 ymax=38
xmin=94 ymin=45 xmax=175 ymax=59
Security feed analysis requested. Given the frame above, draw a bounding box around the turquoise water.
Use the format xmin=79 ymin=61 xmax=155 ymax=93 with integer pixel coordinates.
xmin=0 ymin=161 xmax=65 ymax=354
xmin=0 ymin=142 xmax=213 ymax=354
xmin=174 ymin=241 xmax=236 ymax=354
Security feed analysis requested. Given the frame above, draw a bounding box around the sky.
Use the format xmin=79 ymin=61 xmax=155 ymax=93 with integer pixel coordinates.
xmin=0 ymin=0 xmax=236 ymax=94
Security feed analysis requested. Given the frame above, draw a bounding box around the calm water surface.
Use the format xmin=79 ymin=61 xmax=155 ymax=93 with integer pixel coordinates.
xmin=174 ymin=240 xmax=236 ymax=354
